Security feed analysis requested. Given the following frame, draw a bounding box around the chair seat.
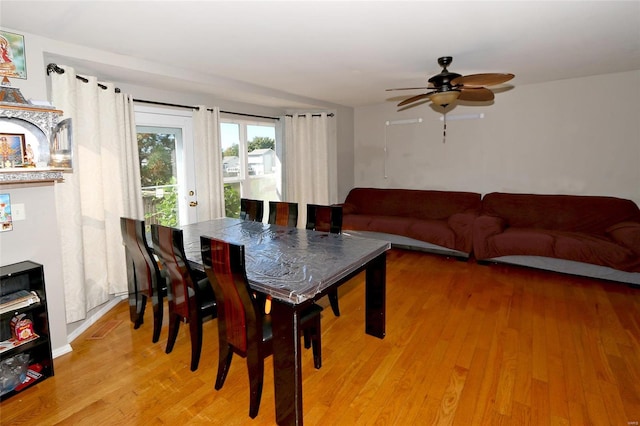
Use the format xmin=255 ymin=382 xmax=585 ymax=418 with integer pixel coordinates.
xmin=197 ymin=277 xmax=217 ymax=316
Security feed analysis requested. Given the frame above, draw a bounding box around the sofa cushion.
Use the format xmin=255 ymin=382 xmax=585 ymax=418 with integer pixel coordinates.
xmin=343 ymin=215 xmax=457 ymax=251
xmin=486 ymin=228 xmax=555 ymax=257
xmin=363 ymin=215 xmax=411 ymax=236
xmin=553 ymin=231 xmax=637 ymax=268
xmin=407 ymin=220 xmax=456 ymax=250
xmin=342 ymin=213 xmax=373 ymax=230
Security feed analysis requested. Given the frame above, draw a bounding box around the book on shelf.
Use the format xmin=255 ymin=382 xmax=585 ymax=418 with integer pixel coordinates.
xmin=0 ymin=290 xmax=40 ymax=314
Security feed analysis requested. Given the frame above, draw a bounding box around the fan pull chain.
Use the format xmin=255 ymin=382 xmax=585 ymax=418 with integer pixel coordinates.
xmin=442 ymin=111 xmax=447 ymax=143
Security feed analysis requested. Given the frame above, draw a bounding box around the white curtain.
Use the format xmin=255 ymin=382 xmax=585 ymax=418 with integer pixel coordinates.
xmin=193 ymin=106 xmax=225 ymax=220
xmin=282 ymin=113 xmax=333 ymax=227
xmin=51 ymin=66 xmax=142 ymax=323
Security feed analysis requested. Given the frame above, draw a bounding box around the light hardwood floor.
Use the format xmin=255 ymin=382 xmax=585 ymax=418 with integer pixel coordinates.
xmin=2 ymin=249 xmax=639 ymax=425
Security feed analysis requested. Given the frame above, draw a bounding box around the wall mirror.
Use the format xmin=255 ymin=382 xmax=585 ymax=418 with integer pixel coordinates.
xmin=49 ymin=118 xmax=72 ymax=170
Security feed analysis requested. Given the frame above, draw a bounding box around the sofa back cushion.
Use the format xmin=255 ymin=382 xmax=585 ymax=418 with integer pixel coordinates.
xmin=343 ymin=188 xmax=482 ymax=220
xmin=481 ymin=192 xmax=640 ymax=233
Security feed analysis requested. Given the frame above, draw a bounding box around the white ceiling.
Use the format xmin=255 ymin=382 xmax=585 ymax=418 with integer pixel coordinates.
xmin=2 ymin=1 xmax=639 ymax=109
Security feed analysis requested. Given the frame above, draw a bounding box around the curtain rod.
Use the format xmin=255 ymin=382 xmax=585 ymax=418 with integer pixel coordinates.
xmin=46 ymin=63 xmax=334 ymax=120
xmin=134 ymin=98 xmax=334 ymax=119
xmin=46 ymin=63 xmax=118 ymax=92
xmin=133 ymin=98 xmax=280 ymax=121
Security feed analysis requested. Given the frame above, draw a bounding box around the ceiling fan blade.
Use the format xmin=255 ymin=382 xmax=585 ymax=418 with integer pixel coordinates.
xmin=458 ymin=87 xmax=495 ymax=102
xmin=397 ymin=92 xmax=432 ymax=107
xmin=452 ymin=73 xmax=514 ymax=87
xmin=386 ymin=86 xmax=432 ymax=91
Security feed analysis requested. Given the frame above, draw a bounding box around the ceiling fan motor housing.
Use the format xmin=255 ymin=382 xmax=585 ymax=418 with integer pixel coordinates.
xmin=429 ymin=56 xmax=461 ymax=91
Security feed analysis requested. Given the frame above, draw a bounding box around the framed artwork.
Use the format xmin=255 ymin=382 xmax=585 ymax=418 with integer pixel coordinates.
xmin=0 ymin=193 xmax=12 ymax=232
xmin=0 ymin=132 xmax=26 ymax=167
xmin=0 ymin=30 xmax=27 ymax=80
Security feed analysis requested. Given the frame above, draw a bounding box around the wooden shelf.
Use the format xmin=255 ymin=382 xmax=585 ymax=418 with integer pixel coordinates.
xmin=0 ymin=168 xmax=64 ymax=185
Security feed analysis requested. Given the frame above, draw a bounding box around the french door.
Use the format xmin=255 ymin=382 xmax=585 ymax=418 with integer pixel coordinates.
xmin=135 ymin=106 xmax=197 ymax=226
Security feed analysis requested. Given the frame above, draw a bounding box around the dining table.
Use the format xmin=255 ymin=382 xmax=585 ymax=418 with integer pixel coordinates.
xmin=177 ymin=217 xmax=390 ymax=425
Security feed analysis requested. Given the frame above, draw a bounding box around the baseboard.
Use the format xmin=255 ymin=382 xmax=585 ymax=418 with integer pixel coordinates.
xmin=52 ymin=344 xmax=73 ymax=359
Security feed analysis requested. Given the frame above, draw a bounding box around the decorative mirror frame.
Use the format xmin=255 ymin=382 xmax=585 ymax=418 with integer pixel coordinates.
xmin=0 ymin=104 xmax=60 ymax=143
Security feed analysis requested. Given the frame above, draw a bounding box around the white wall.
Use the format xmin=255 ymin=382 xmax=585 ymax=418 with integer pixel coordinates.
xmin=354 ymin=70 xmax=640 ymax=207
xmin=0 ymin=184 xmax=69 ymax=356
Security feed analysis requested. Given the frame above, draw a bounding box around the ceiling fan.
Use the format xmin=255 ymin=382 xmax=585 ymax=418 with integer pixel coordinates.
xmin=387 ymin=56 xmax=514 ymax=109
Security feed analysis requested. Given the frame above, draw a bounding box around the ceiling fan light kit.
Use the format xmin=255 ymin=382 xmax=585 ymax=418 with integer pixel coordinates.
xmin=428 ymin=90 xmax=461 ymax=108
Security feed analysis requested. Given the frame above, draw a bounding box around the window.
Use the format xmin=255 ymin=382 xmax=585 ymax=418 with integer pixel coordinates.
xmin=220 ymin=117 xmax=279 ymax=219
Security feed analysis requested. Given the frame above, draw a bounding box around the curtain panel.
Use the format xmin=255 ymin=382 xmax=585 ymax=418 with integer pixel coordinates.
xmin=51 ymin=66 xmax=141 ymax=323
xmin=193 ymin=106 xmax=225 ymax=221
xmin=283 ymin=113 xmax=333 ymax=228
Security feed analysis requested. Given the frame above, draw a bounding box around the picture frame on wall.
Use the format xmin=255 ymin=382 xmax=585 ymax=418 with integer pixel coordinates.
xmin=0 ymin=193 xmax=12 ymax=232
xmin=0 ymin=132 xmax=26 ymax=167
xmin=0 ymin=30 xmax=27 ymax=80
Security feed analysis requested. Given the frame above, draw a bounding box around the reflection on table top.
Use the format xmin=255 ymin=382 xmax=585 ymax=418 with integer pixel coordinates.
xmin=179 ymin=218 xmax=390 ymax=305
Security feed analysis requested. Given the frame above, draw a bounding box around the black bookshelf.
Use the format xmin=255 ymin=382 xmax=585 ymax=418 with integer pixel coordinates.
xmin=0 ymin=261 xmax=54 ymax=401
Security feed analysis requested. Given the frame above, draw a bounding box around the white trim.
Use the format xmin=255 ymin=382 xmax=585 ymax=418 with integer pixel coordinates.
xmin=52 ymin=344 xmax=73 ymax=359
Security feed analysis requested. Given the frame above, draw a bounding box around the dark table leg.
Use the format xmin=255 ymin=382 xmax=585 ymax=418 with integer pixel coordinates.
xmin=365 ymin=252 xmax=386 ymax=338
xmin=271 ymin=299 xmax=303 ymax=426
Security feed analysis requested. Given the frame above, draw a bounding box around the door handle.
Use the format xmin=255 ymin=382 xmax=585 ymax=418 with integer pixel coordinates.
xmin=189 ymin=201 xmax=198 ymax=207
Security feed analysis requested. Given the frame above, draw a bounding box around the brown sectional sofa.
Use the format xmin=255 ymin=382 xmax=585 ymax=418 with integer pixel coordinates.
xmin=341 ymin=188 xmax=640 ymax=285
xmin=341 ymin=188 xmax=482 ymax=258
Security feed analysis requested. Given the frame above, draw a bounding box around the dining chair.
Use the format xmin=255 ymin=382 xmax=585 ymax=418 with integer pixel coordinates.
xmin=200 ymin=236 xmax=323 ymax=418
xmin=306 ymin=203 xmax=343 ymax=234
xmin=240 ymin=198 xmax=264 ymax=222
xmin=120 ymin=217 xmax=164 ymax=343
xmin=151 ymin=224 xmax=217 ymax=371
xmin=268 ymin=201 xmax=298 ymax=227
xmin=305 ymin=204 xmax=344 ymax=316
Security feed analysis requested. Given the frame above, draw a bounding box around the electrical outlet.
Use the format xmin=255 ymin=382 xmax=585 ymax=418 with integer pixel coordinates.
xmin=12 ymin=203 xmax=25 ymax=221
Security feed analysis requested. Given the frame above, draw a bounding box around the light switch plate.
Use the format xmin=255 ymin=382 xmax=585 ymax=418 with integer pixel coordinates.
xmin=12 ymin=203 xmax=25 ymax=221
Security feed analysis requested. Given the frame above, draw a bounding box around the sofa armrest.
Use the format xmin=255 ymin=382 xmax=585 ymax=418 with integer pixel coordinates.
xmin=447 ymin=212 xmax=479 ymax=253
xmin=472 ymin=215 xmax=508 ymax=258
xmin=341 ymin=202 xmax=357 ymax=215
xmin=607 ymin=221 xmax=640 ymax=256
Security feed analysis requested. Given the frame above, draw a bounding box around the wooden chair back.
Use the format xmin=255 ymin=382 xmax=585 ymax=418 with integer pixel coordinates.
xmin=268 ymin=201 xmax=298 ymax=227
xmin=240 ymin=198 xmax=264 ymax=222
xmin=120 ymin=217 xmax=163 ymax=341
xmin=151 ymin=224 xmax=195 ymax=319
xmin=306 ymin=204 xmax=343 ymax=234
xmin=201 ymin=237 xmax=262 ymax=355
xmin=151 ymin=224 xmax=216 ymax=371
